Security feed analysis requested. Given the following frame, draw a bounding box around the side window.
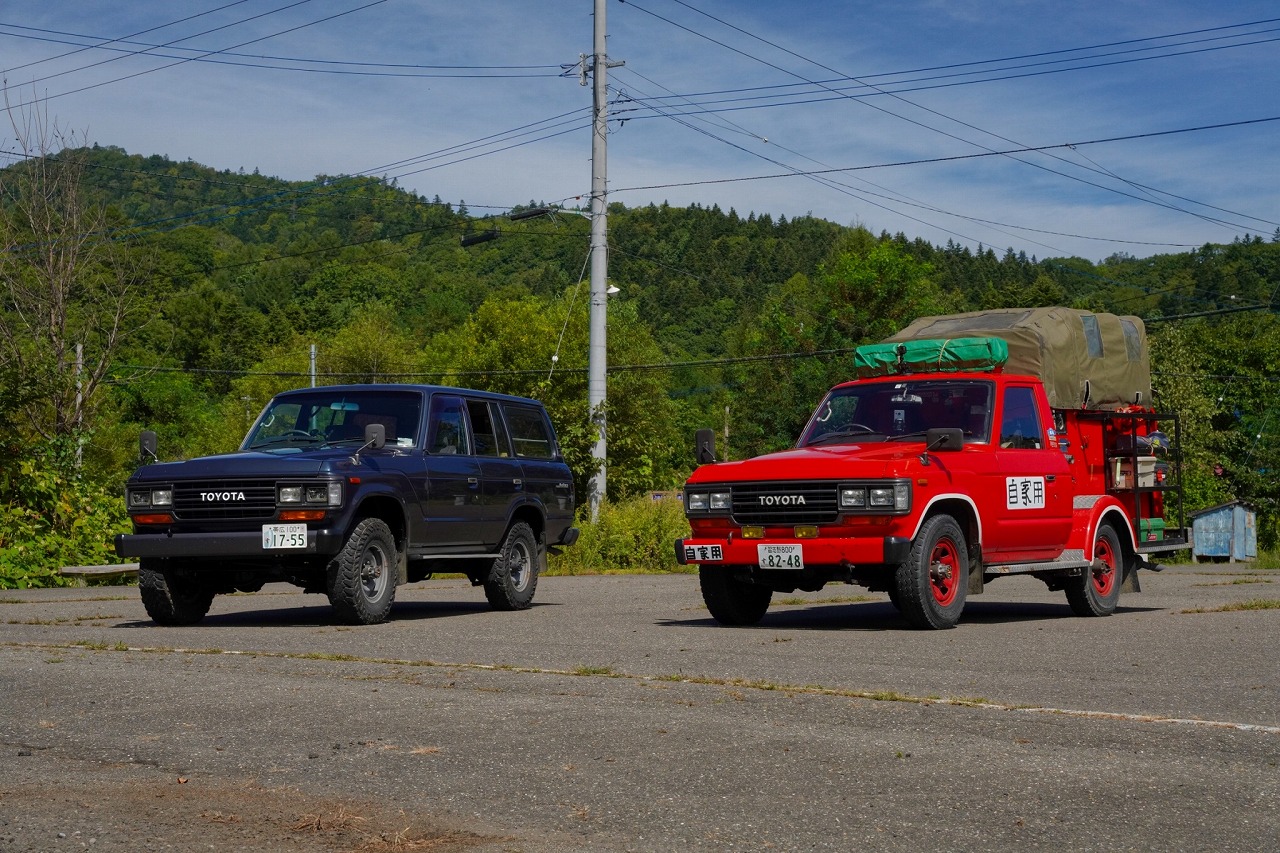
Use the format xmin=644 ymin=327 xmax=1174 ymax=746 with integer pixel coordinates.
xmin=427 ymin=395 xmax=471 ymax=455
xmin=503 ymin=405 xmax=556 ymax=459
xmin=1081 ymin=315 xmax=1104 ymax=359
xmin=999 ymin=386 xmax=1043 ymax=449
xmin=1120 ymin=318 xmax=1142 ymax=362
xmin=466 ymin=399 xmax=510 ymax=457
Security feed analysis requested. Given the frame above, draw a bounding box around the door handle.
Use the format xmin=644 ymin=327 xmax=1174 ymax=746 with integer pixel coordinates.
xmin=1046 ymin=475 xmax=1056 ymax=482
xmin=513 ymin=478 xmax=522 ymax=487
xmin=467 ymin=477 xmax=479 ymax=488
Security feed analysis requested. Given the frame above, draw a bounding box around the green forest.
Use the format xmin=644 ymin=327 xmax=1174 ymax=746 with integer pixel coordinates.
xmin=3 ymin=143 xmax=1278 ymax=587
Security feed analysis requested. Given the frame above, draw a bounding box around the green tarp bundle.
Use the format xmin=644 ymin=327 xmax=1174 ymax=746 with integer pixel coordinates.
xmin=882 ymin=307 xmax=1151 ymax=410
xmin=853 ymin=337 xmax=1009 ymax=377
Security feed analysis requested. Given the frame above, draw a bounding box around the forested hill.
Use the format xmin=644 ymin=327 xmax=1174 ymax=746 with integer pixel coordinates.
xmin=4 ymin=144 xmax=1279 ymax=546
xmin=77 ymin=144 xmax=1277 ymax=354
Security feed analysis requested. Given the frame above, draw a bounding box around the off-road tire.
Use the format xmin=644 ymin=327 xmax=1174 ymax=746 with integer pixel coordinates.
xmin=886 ymin=583 xmax=903 ymax=612
xmin=484 ymin=522 xmax=541 ymax=611
xmin=699 ymin=567 xmax=772 ymax=626
xmin=138 ymin=559 xmax=215 ymax=626
xmin=1066 ymin=522 xmax=1124 ymax=617
xmin=895 ymin=514 xmax=968 ymax=629
xmin=326 ymin=518 xmax=398 ymax=625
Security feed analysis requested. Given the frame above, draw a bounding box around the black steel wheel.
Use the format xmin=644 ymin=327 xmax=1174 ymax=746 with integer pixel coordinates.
xmin=327 ymin=518 xmax=397 ymax=625
xmin=484 ymin=522 xmax=541 ymax=611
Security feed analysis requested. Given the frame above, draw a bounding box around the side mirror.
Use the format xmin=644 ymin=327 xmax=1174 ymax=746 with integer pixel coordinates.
xmin=925 ymin=428 xmax=964 ymax=452
xmin=695 ymin=428 xmax=717 ymax=465
xmin=918 ymin=428 xmax=962 ymax=467
xmin=139 ymin=430 xmax=159 ymax=465
xmin=363 ymin=423 xmax=386 ymax=450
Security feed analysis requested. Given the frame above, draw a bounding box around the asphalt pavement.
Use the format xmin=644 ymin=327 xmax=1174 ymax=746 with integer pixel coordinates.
xmin=2 ymin=564 xmax=1277 ymax=851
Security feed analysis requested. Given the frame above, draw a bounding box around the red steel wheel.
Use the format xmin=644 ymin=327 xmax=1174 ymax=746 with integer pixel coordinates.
xmin=895 ymin=514 xmax=968 ymax=629
xmin=929 ymin=536 xmax=962 ymax=607
xmin=1067 ymin=522 xmax=1124 ymax=617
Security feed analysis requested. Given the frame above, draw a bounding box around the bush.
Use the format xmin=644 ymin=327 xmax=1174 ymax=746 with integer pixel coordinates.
xmin=1253 ymin=548 xmax=1280 ymax=571
xmin=0 ymin=444 xmax=130 ymax=589
xmin=548 ymin=494 xmax=694 ymax=575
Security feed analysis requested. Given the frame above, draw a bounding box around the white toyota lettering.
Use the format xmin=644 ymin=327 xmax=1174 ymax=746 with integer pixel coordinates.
xmin=201 ymin=491 xmax=246 ymax=502
xmin=758 ymin=495 xmax=806 ymax=506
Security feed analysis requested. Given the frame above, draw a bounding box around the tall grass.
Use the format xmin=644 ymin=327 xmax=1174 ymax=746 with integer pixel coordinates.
xmin=548 ymin=494 xmax=695 ymax=575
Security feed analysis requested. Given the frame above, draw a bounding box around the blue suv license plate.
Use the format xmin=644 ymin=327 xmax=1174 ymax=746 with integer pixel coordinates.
xmin=262 ymin=524 xmax=307 ymax=549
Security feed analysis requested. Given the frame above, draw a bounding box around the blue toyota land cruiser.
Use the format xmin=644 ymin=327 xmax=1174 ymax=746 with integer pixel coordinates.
xmin=116 ymin=384 xmax=578 ymax=625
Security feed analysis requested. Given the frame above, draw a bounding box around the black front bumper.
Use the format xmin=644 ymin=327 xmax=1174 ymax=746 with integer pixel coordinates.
xmin=115 ymin=529 xmax=345 ymax=559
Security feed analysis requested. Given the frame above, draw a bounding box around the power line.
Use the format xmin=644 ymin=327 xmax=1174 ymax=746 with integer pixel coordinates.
xmin=607 ymin=29 xmax=1280 ymax=119
xmin=608 ymin=116 xmax=1280 ymax=194
xmin=609 ymin=76 xmax=1009 ymax=251
xmin=7 ymin=0 xmax=326 ymax=94
xmin=109 ymin=320 xmax=1280 ymax=382
xmin=0 ymin=0 xmax=257 ymax=75
xmin=0 ymin=21 xmax=564 ymax=78
xmin=5 ymin=0 xmax=391 ymax=111
xmin=0 ymin=97 xmax=592 ymax=251
xmin=611 ymin=75 xmax=1195 ymax=251
xmin=621 ymin=1 xmax=1275 ymax=239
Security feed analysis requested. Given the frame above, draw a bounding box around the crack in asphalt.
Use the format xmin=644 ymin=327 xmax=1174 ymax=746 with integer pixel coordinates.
xmin=7 ymin=639 xmax=1280 ymax=736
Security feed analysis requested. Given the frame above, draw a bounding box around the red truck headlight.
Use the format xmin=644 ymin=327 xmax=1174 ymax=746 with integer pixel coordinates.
xmin=685 ymin=490 xmax=731 ymax=514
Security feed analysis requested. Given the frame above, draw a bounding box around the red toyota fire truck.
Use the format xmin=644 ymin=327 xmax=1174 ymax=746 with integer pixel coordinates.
xmin=676 ymin=307 xmax=1186 ymax=629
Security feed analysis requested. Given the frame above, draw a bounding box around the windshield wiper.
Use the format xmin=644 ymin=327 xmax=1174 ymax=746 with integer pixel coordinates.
xmin=250 ymin=433 xmax=327 ymax=449
xmin=886 ymin=430 xmax=931 ymax=442
xmin=808 ymin=427 xmax=882 ymax=446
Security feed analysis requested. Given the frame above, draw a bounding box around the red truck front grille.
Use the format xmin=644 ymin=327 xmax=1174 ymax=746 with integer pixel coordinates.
xmin=731 ymin=482 xmax=840 ymax=525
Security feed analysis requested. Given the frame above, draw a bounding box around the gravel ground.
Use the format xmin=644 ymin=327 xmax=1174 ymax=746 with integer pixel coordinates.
xmin=2 ymin=563 xmax=1277 ymax=851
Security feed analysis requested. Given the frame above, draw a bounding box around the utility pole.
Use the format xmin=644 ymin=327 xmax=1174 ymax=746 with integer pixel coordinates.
xmin=584 ymin=0 xmax=621 ymax=521
xmin=74 ymin=343 xmax=83 ymax=469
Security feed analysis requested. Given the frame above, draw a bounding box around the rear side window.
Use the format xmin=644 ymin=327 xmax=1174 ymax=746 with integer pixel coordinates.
xmin=467 ymin=399 xmax=511 ymax=457
xmin=503 ymin=405 xmax=557 ymax=459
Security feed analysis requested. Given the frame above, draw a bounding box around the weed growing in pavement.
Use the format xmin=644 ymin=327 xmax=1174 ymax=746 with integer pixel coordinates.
xmin=776 ymin=594 xmax=879 ymax=606
xmin=1182 ymin=598 xmax=1280 ymax=613
xmin=572 ymin=665 xmax=616 ymax=677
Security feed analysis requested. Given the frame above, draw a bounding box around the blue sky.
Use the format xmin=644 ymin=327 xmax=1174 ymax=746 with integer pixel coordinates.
xmin=3 ymin=0 xmax=1278 ymax=261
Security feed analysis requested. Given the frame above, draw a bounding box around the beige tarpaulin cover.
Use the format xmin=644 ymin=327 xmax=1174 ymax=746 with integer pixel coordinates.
xmin=884 ymin=307 xmax=1151 ymax=410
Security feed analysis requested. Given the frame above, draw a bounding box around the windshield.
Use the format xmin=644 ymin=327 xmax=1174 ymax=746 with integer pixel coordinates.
xmin=799 ymin=380 xmax=993 ymax=447
xmin=243 ymin=390 xmax=423 ymax=451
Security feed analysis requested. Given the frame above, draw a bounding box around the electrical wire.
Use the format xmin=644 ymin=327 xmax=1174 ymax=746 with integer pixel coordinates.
xmin=608 ymin=115 xmax=1280 ymax=194
xmin=0 ymin=1 xmax=255 ymax=76
xmin=0 ymin=21 xmax=564 ymax=78
xmin=612 ymin=73 xmax=1192 ymax=251
xmin=5 ymin=0 xmax=390 ymax=111
xmin=622 ymin=1 xmax=1275 ymax=239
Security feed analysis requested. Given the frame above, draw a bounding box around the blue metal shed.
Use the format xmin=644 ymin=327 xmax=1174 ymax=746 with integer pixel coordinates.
xmin=1190 ymin=501 xmax=1257 ymax=562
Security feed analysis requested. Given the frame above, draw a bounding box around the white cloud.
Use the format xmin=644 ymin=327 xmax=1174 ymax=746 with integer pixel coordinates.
xmin=3 ymin=0 xmax=1277 ymax=259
